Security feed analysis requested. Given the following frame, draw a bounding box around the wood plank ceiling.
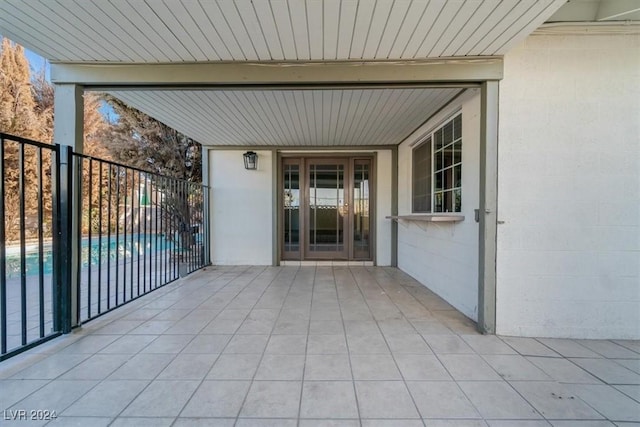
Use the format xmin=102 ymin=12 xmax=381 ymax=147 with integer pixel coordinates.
xmin=109 ymin=88 xmax=462 ymax=146
xmin=0 ymin=0 xmax=563 ymax=62
xmin=0 ymin=0 xmax=565 ymax=146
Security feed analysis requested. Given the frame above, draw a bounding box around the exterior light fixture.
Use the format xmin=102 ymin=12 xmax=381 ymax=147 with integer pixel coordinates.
xmin=243 ymin=151 xmax=258 ymax=170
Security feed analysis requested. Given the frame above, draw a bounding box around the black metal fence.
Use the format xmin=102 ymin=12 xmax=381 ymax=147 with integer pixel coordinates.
xmin=73 ymin=153 xmax=210 ymax=323
xmin=0 ymin=134 xmax=61 ymax=360
xmin=0 ymin=133 xmax=210 ymax=361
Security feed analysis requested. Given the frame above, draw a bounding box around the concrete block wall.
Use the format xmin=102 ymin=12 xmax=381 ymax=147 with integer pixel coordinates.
xmin=397 ymin=89 xmax=481 ymax=321
xmin=496 ymin=33 xmax=640 ymax=339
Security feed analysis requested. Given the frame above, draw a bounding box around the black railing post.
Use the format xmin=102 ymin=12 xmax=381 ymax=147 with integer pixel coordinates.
xmin=0 ymin=136 xmax=7 ymax=354
xmin=55 ymin=145 xmax=73 ymax=334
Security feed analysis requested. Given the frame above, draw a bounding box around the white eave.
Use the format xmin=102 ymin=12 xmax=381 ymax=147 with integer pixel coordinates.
xmin=0 ymin=0 xmax=565 ymax=62
xmin=0 ymin=0 xmax=570 ymax=147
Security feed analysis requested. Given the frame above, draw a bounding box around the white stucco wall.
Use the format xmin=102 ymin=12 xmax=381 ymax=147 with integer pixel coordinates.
xmin=497 ymin=33 xmax=640 ymax=339
xmin=209 ymin=149 xmax=392 ymax=266
xmin=397 ymin=89 xmax=481 ymax=320
xmin=210 ymin=150 xmax=273 ymax=265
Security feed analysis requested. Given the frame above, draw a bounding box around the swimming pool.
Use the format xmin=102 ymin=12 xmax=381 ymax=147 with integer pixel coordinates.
xmin=5 ymin=234 xmax=173 ymax=279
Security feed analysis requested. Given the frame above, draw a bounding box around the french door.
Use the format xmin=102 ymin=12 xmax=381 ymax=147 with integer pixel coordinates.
xmin=282 ymin=156 xmax=372 ymax=261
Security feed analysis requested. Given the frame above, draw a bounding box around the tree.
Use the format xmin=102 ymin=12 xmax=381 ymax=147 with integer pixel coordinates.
xmin=0 ymin=38 xmax=46 ymax=139
xmin=0 ymin=38 xmax=50 ymax=240
xmin=100 ymin=95 xmax=201 ymax=182
xmin=32 ymin=68 xmax=114 ymax=235
xmin=100 ymin=96 xmax=203 ymax=249
xmin=1 ymin=38 xmax=111 ymax=238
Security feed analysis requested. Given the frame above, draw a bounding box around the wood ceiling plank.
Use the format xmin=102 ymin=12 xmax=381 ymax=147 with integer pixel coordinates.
xmin=454 ymin=0 xmax=515 ymax=56
xmin=96 ymin=0 xmax=166 ymax=61
xmin=288 ymin=0 xmax=311 ymax=59
xmin=429 ymin=0 xmax=483 ymax=57
xmin=232 ymin=91 xmax=282 ymax=144
xmin=335 ymin=90 xmax=356 ymax=145
xmin=216 ymin=0 xmax=260 ymax=60
xmin=75 ymin=0 xmax=149 ymax=62
xmin=321 ymin=90 xmax=334 ymax=145
xmin=67 ymin=0 xmax=138 ymax=60
xmin=164 ymin=0 xmax=222 ymax=60
xmin=330 ymin=90 xmax=346 ymax=144
xmin=292 ymin=91 xmax=313 ymax=145
xmin=250 ymin=91 xmax=290 ymax=144
xmin=219 ymin=90 xmax=275 ymax=143
xmin=439 ymin=0 xmax=500 ymax=57
xmin=200 ymin=1 xmax=246 ymax=60
xmin=364 ymin=89 xmax=418 ymax=144
xmin=358 ymin=89 xmax=395 ymax=145
xmin=251 ymin=0 xmax=286 ymax=60
xmin=387 ymin=88 xmax=455 ymax=144
xmin=375 ymin=0 xmax=412 ymax=59
xmin=358 ymin=88 xmax=402 ymax=144
xmin=414 ymin=0 xmax=465 ymax=58
xmin=269 ymin=0 xmax=299 ymax=60
xmin=306 ymin=0 xmax=324 ymax=60
xmin=349 ymin=89 xmax=376 ymax=144
xmin=110 ymin=91 xmax=216 ymax=144
xmin=471 ymin=0 xmax=539 ymax=55
xmin=228 ymin=0 xmax=273 ymax=60
xmin=386 ymin=0 xmax=430 ymax=59
xmin=323 ymin=0 xmax=341 ymax=60
xmin=229 ymin=0 xmax=273 ymax=61
xmin=374 ymin=89 xmax=430 ymax=144
xmin=362 ymin=0 xmax=395 ymax=59
xmin=282 ymin=92 xmax=305 ymax=145
xmin=130 ymin=0 xmax=195 ymax=61
xmin=491 ymin=0 xmax=564 ymax=55
xmin=196 ymin=91 xmax=256 ymax=143
xmin=2 ymin=0 xmax=100 ymax=60
xmin=335 ymin=0 xmax=358 ymax=60
xmin=349 ymin=0 xmax=376 ymax=59
xmin=108 ymin=88 xmax=464 ymax=147
xmin=0 ymin=13 xmax=71 ymax=61
xmin=402 ymin=0 xmax=447 ymax=59
xmin=303 ymin=90 xmax=318 ymax=145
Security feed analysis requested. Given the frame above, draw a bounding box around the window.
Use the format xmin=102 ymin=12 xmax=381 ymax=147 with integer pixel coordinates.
xmin=412 ymin=113 xmax=462 ymax=213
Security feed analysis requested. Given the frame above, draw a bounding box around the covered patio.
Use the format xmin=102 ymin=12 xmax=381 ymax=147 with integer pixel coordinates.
xmin=2 ymin=266 xmax=638 ymax=425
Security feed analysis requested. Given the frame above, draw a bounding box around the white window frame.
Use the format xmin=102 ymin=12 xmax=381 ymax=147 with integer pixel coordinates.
xmin=412 ymin=112 xmax=462 ymax=213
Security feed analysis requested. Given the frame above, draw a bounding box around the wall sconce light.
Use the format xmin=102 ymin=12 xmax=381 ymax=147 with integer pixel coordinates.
xmin=243 ymin=151 xmax=258 ymax=170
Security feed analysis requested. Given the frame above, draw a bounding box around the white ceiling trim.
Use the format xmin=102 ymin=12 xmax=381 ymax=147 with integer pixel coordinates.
xmin=50 ymin=59 xmax=503 ymax=86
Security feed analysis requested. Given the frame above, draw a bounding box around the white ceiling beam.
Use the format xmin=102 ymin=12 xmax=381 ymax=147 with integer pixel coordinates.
xmin=51 ymin=58 xmax=502 ymax=88
xmin=596 ymin=0 xmax=640 ymax=21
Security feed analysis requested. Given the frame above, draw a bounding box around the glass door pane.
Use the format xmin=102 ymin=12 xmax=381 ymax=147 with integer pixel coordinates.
xmin=283 ymin=162 xmax=300 ymax=258
xmin=306 ymin=160 xmax=347 ymax=259
xmin=353 ymin=160 xmax=371 ymax=259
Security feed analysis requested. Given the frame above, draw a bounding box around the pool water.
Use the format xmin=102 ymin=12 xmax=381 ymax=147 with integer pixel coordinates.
xmin=5 ymin=234 xmax=173 ymax=278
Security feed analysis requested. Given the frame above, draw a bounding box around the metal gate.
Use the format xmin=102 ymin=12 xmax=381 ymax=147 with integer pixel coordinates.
xmin=0 ymin=133 xmax=210 ymax=361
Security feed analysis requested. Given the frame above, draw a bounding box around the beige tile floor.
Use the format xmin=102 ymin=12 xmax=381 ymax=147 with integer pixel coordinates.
xmin=1 ymin=266 xmax=638 ymax=426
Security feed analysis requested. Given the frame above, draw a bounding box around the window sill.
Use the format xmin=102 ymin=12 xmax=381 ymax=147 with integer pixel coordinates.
xmin=385 ymin=214 xmax=465 ymax=223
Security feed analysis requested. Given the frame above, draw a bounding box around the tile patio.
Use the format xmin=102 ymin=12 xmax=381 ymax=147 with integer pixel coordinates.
xmin=1 ymin=266 xmax=638 ymax=426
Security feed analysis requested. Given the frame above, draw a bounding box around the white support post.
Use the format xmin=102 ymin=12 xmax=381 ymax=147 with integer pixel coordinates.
xmin=478 ymin=81 xmax=499 ymax=334
xmin=53 ymin=84 xmax=84 ymax=329
xmin=272 ymin=149 xmax=279 ymax=266
xmin=53 ymin=85 xmax=84 ymax=152
xmin=201 ymin=147 xmax=212 ymax=266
